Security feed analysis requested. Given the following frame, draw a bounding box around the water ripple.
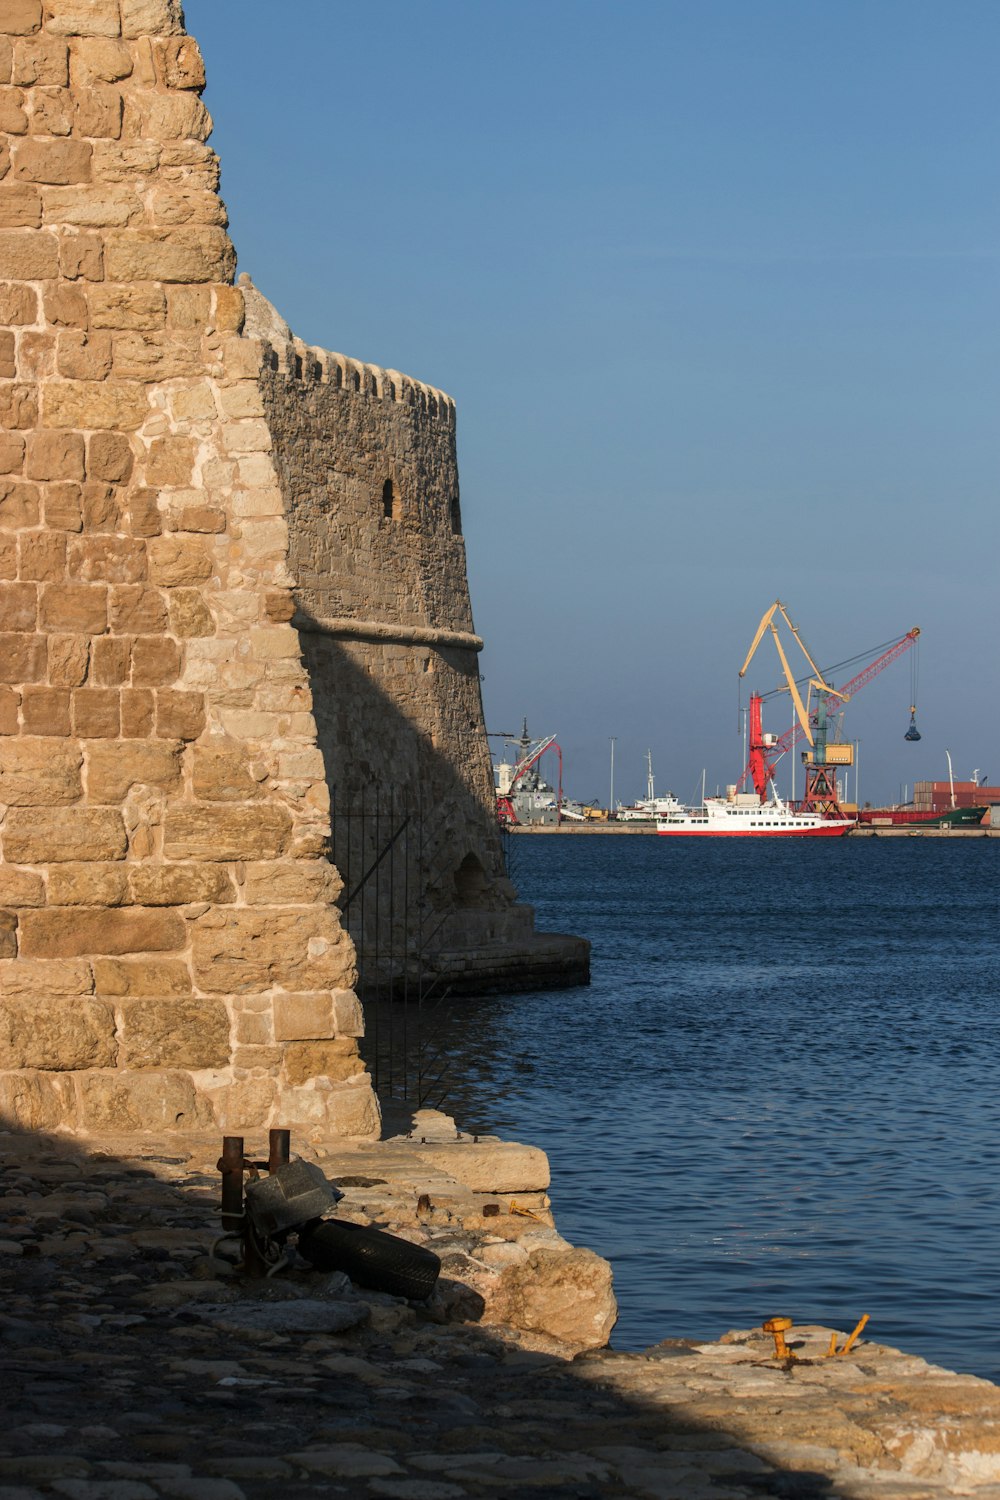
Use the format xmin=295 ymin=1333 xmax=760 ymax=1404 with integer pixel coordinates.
xmin=433 ymin=837 xmax=1000 ymax=1379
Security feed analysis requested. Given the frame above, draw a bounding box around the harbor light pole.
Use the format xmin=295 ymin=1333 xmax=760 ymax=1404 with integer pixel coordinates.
xmin=609 ymin=737 xmax=616 ymax=817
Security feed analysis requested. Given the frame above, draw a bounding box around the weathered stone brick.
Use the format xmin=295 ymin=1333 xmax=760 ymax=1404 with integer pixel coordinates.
xmin=164 ymin=804 xmax=292 ymax=861
xmin=192 ymin=908 xmax=354 ymax=994
xmin=169 ymin=383 xmax=215 ymax=421
xmin=71 ymin=38 xmax=133 ymax=85
xmin=167 ymin=586 xmax=212 ymax=637
xmin=72 ymin=687 xmax=120 ymax=737
xmin=0 ymin=686 xmax=18 ymax=732
xmin=120 ymin=0 xmax=185 ymax=39
xmin=0 ymin=537 xmax=15 ymax=579
xmin=30 ymin=85 xmax=74 ymax=136
xmin=81 ymin=480 xmax=120 ymax=531
xmin=39 ymin=582 xmax=107 ymax=632
xmin=40 ymin=481 xmax=80 ymax=532
xmin=57 ymin=232 xmax=104 ymax=282
xmin=56 ymin=330 xmax=112 ymax=380
xmin=3 ymin=806 xmax=123 ymax=862
xmin=47 ymin=863 xmax=127 ymax=906
xmin=43 ymin=283 xmax=88 ymax=329
xmin=0 ymin=958 xmax=92 ymax=997
xmin=85 ymin=739 xmax=181 ymax=802
xmin=46 ymin=633 xmax=89 ymax=686
xmin=123 ymin=89 xmax=210 ymax=143
xmin=19 ymin=532 xmax=67 ymax=581
xmin=90 ymin=634 xmax=129 ymax=685
xmin=0 ymin=909 xmax=16 ymax=959
xmin=191 ymin=744 xmax=261 ymax=803
xmin=20 ymin=685 xmax=70 ymax=735
xmin=283 ymin=1039 xmax=363 ymax=1087
xmin=109 ymin=583 xmax=167 ymax=634
xmin=104 ymin=226 xmax=233 ymax=284
xmin=3 ymin=2 xmax=43 ymax=37
xmin=152 ymin=34 xmax=205 ymax=90
xmin=42 ymin=1 xmax=121 ymax=38
xmin=0 ymin=383 xmax=37 ymax=431
xmin=42 ymin=378 xmax=148 ymax=430
xmin=0 ymin=581 xmax=36 ymax=630
xmin=272 ymin=991 xmax=335 ymax=1043
xmin=0 ymin=328 xmax=14 ymax=377
xmin=147 ymin=186 xmax=225 ymax=228
xmin=0 ymin=433 xmax=24 ymax=475
xmin=120 ymin=685 xmax=153 ymax=736
xmin=145 ymin=434 xmax=194 ymax=486
xmin=69 ymin=535 xmax=146 ymax=583
xmin=147 ymin=535 xmax=212 ymax=585
xmin=118 ymin=995 xmax=229 ymax=1069
xmin=125 ymin=487 xmax=161 ymax=536
xmin=11 ymin=35 xmax=68 ymax=86
xmin=172 ymin=504 xmax=224 ymax=534
xmin=131 ymin=634 xmax=180 ymax=685
xmin=11 ymin=138 xmax=92 ymax=185
xmin=0 ymin=229 xmax=57 ymax=282
xmin=0 ymin=866 xmax=44 ymax=906
xmin=0 ymin=738 xmax=81 ymax=804
xmin=20 ymin=906 xmax=185 ymax=958
xmin=77 ymin=1069 xmax=213 ymax=1133
xmin=25 ymin=430 xmax=85 ymax=481
xmin=213 ymin=284 xmax=244 ymax=335
xmin=0 ymin=997 xmax=116 ymax=1069
xmin=89 ymin=283 xmax=164 ymax=330
xmin=325 ymin=1084 xmax=382 ymax=1142
xmin=0 ymin=87 xmax=28 ymax=134
xmin=128 ymin=863 xmax=235 ymax=906
xmin=0 ymin=284 xmax=36 ymax=324
xmin=242 ymin=860 xmax=343 ymax=907
xmin=111 ymin=329 xmax=202 ymax=380
xmin=87 ymin=431 xmax=134 ymax=482
xmin=0 ymin=477 xmax=39 ymax=528
xmin=0 ymin=39 xmax=10 ymax=85
xmin=0 ymin=1070 xmax=76 ymax=1130
xmin=164 ymin=283 xmax=210 ymax=329
xmin=0 ymin=632 xmax=45 ymax=683
xmin=75 ymin=88 xmax=122 ymax=139
xmin=14 ymin=329 xmax=54 ymax=380
xmin=93 ymin=956 xmax=190 ymax=996
xmin=0 ymin=183 xmax=41 ymax=227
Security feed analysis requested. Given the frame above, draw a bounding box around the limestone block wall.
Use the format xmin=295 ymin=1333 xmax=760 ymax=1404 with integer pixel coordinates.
xmin=0 ymin=0 xmax=378 ymax=1137
xmin=248 ymin=290 xmax=581 ymax=991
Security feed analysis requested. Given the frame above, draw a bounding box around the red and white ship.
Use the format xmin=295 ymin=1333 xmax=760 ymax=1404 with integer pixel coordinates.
xmin=657 ymin=789 xmax=854 ymax=838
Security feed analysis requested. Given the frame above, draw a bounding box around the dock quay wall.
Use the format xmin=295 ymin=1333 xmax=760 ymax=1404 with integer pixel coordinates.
xmin=0 ymin=0 xmax=585 ymax=1140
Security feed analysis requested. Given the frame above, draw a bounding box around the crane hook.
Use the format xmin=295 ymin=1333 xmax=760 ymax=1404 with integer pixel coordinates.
xmin=904 ymin=708 xmax=921 ymax=742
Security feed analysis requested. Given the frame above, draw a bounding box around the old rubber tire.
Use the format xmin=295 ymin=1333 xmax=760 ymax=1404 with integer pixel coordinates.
xmin=298 ymin=1218 xmax=441 ymax=1300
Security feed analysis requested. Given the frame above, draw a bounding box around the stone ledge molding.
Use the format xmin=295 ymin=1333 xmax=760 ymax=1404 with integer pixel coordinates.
xmin=295 ymin=613 xmax=484 ymax=654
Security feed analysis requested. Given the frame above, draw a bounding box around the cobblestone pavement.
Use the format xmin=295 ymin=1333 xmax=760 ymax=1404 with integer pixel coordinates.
xmin=4 ymin=1130 xmax=1000 ymax=1500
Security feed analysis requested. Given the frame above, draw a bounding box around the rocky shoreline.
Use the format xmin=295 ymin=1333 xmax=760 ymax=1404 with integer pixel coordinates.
xmin=3 ymin=1119 xmax=1000 ymax=1499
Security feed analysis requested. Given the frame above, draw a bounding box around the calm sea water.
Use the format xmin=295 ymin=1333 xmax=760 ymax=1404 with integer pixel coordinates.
xmin=433 ymin=833 xmax=1000 ymax=1380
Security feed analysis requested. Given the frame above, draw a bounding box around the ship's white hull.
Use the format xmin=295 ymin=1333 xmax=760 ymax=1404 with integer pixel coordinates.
xmin=657 ymin=796 xmax=854 ymax=838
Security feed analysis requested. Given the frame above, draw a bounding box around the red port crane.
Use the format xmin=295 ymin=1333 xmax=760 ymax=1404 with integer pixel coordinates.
xmin=738 ymin=607 xmax=920 ymax=810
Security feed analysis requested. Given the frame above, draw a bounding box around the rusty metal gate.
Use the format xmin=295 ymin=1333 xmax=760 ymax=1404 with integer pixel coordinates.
xmin=330 ymin=786 xmax=453 ymax=1108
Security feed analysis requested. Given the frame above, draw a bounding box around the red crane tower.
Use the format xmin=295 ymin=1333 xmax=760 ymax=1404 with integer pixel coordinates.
xmin=738 ymin=604 xmax=920 ymax=814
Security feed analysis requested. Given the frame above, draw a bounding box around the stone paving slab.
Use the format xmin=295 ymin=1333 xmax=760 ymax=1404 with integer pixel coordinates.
xmin=3 ymin=1128 xmax=1000 ymax=1499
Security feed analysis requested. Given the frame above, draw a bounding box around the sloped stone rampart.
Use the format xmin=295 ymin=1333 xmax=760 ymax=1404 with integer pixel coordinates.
xmin=0 ymin=0 xmax=586 ymax=1138
xmin=0 ymin=0 xmax=377 ymax=1138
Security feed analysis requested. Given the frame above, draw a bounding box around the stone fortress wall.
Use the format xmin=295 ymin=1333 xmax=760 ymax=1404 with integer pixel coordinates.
xmin=246 ymin=282 xmax=587 ymax=992
xmin=0 ymin=0 xmax=585 ymax=1139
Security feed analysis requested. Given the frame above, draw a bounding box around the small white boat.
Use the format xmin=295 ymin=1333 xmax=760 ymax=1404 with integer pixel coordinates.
xmin=657 ymin=789 xmax=854 ymax=838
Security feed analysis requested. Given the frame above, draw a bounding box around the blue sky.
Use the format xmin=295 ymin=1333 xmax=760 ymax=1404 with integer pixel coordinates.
xmin=188 ymin=1 xmax=999 ymax=806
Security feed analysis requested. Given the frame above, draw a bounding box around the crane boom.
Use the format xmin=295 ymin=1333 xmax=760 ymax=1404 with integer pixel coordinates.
xmin=765 ymin=627 xmax=920 ymax=762
xmin=734 ymin=621 xmax=923 ymax=798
